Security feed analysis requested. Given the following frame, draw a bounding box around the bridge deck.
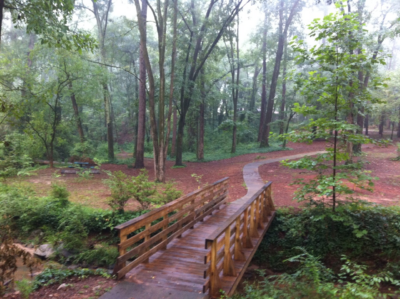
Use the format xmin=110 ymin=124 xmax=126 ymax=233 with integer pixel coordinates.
xmin=123 ymin=202 xmax=274 ymax=298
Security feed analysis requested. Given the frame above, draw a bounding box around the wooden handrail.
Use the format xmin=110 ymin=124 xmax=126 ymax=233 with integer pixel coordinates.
xmin=113 ymin=177 xmax=230 ymax=279
xmin=203 ymin=182 xmax=275 ymax=297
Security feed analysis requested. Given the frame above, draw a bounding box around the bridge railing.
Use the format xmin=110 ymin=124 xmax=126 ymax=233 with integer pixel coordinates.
xmin=113 ymin=177 xmax=229 ymax=279
xmin=203 ymin=182 xmax=275 ymax=297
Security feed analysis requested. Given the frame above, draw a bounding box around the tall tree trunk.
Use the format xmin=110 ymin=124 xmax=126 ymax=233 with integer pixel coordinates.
xmin=258 ymin=9 xmax=268 ymax=142
xmin=231 ymin=10 xmax=240 ymax=154
xmin=260 ymin=0 xmax=300 ymax=147
xmin=165 ymin=0 xmax=178 ymax=159
xmin=365 ymin=114 xmax=369 ymax=135
xmin=278 ymin=37 xmax=288 ymax=135
xmin=92 ymin=0 xmax=114 ymax=160
xmin=69 ymin=82 xmax=85 ymax=143
xmin=134 ymin=0 xmax=169 ymax=182
xmin=379 ymin=113 xmax=384 ymax=136
xmin=170 ymin=107 xmax=177 ymax=157
xmin=134 ymin=0 xmax=147 ymax=169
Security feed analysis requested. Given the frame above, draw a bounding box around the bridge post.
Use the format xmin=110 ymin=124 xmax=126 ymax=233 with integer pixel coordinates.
xmin=223 ymin=226 xmax=237 ymax=277
xmin=234 ymin=217 xmax=246 ymax=261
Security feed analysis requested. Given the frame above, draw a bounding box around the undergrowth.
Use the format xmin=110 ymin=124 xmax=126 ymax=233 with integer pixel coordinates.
xmin=255 ymin=201 xmax=400 ymax=272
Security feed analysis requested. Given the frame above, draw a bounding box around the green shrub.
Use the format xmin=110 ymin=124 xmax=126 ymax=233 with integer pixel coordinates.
xmin=0 ymin=134 xmax=34 ymax=180
xmin=255 ymin=202 xmax=400 ymax=272
xmin=32 ymin=268 xmax=111 ymax=290
xmin=57 ymin=206 xmax=89 ymax=252
xmin=233 ymin=248 xmax=400 ymax=299
xmin=70 ymin=141 xmax=95 ymax=159
xmin=73 ymin=244 xmax=119 ymax=267
xmin=15 ymin=279 xmax=34 ymax=299
xmin=50 ymin=183 xmax=70 ymax=207
xmin=104 ymin=169 xmax=156 ymax=212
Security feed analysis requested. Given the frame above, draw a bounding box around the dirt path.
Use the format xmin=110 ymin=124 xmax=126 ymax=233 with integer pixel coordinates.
xmin=238 ymin=151 xmax=326 ymax=205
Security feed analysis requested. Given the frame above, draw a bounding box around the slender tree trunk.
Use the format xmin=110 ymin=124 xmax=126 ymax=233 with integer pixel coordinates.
xmin=258 ymin=9 xmax=268 ymax=142
xmin=171 ymin=107 xmax=177 ymax=157
xmin=69 ymin=82 xmax=85 ymax=143
xmin=391 ymin=121 xmax=395 ymax=140
xmin=231 ymin=11 xmax=239 ymax=154
xmin=379 ymin=113 xmax=384 ymax=136
xmin=134 ymin=0 xmax=169 ymax=182
xmin=365 ymin=114 xmax=369 ymax=135
xmin=165 ymin=0 xmax=178 ymax=159
xmin=104 ymin=83 xmax=114 ymax=160
xmin=134 ymin=0 xmax=147 ymax=169
xmin=279 ymin=37 xmax=288 ymax=135
xmin=92 ymin=0 xmax=114 ymax=160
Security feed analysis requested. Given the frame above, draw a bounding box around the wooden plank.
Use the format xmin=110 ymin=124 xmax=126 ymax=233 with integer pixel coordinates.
xmin=205 ymin=182 xmax=272 ymax=242
xmin=117 ymin=197 xmax=229 ymax=278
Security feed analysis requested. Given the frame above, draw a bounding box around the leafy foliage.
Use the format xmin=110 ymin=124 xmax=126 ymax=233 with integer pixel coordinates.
xmin=32 ymin=267 xmax=111 ymax=290
xmin=104 ymin=170 xmax=181 ymax=212
xmin=233 ymin=248 xmax=400 ymax=299
xmin=73 ymin=243 xmax=119 ymax=267
xmin=255 ymin=203 xmax=400 ymax=272
xmin=281 ymin=5 xmax=387 ymax=210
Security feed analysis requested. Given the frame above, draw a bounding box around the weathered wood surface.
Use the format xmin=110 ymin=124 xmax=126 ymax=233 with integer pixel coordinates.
xmin=113 ymin=178 xmax=275 ymax=298
xmin=203 ymin=182 xmax=275 ymax=297
xmin=114 ymin=178 xmax=230 ymax=280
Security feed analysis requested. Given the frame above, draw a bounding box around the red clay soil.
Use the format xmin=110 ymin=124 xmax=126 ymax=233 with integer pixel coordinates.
xmin=259 ymin=142 xmax=400 ymax=207
xmin=24 ymin=141 xmax=327 ymax=210
xmin=23 ymin=129 xmax=400 ymax=210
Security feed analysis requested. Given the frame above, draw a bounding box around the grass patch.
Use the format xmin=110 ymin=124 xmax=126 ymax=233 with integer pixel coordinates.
xmin=176 ymin=143 xmax=290 ymax=162
xmin=171 ymin=165 xmax=186 ymax=169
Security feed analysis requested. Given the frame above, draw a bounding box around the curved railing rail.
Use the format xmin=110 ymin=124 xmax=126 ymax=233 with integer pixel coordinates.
xmin=203 ymin=182 xmax=275 ymax=297
xmin=113 ymin=177 xmax=229 ymax=279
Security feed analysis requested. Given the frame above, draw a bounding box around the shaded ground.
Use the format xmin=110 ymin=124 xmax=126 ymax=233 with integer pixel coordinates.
xmin=12 ymin=131 xmax=400 ymax=210
xmin=3 ymin=276 xmax=117 ymax=299
xmin=14 ymin=141 xmax=326 ymax=210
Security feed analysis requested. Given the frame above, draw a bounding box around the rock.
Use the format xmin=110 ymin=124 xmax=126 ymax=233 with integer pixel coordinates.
xmin=57 ymin=283 xmax=68 ymax=290
xmin=34 ymin=244 xmax=54 ymax=259
xmin=67 ymin=265 xmax=78 ymax=270
xmin=92 ymin=285 xmax=101 ymax=291
xmin=60 ymin=249 xmax=73 ymax=258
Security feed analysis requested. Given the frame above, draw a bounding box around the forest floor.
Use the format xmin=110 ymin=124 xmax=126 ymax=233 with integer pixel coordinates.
xmin=10 ymin=130 xmax=400 ymax=210
xmin=3 ymin=130 xmax=400 ymax=299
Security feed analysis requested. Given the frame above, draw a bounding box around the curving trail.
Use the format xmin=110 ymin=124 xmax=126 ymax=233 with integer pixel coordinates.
xmin=231 ymin=151 xmax=326 ymax=207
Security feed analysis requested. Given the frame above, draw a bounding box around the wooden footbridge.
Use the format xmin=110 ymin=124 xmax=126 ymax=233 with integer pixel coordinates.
xmin=105 ymin=177 xmax=275 ymax=299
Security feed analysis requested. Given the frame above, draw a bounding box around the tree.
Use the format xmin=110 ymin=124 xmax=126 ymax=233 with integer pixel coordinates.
xmin=133 ymin=0 xmax=171 ymax=182
xmin=0 ymin=0 xmax=95 ymax=50
xmin=282 ymin=5 xmax=386 ymax=211
xmin=90 ymin=0 xmax=115 ymax=160
xmin=260 ymin=0 xmax=301 ymax=148
xmin=174 ymin=0 xmax=250 ymax=166
xmin=134 ymin=0 xmax=147 ymax=169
